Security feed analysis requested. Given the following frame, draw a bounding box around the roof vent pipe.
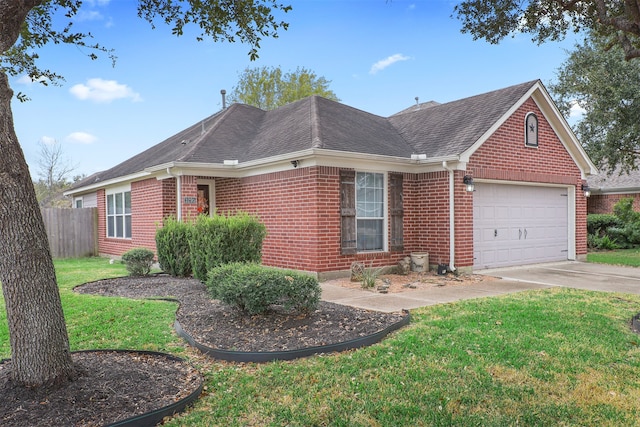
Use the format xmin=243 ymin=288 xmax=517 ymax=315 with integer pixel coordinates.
xmin=221 ymin=89 xmax=227 ymax=109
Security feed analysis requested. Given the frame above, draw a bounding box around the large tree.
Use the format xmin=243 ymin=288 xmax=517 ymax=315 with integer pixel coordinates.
xmin=454 ymin=0 xmax=640 ymax=61
xmin=550 ymin=34 xmax=640 ymax=173
xmin=228 ymin=66 xmax=339 ymax=110
xmin=0 ymin=0 xmax=290 ymax=388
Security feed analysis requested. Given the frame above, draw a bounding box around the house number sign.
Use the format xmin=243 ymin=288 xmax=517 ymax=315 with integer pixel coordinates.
xmin=183 ymin=196 xmax=197 ymax=204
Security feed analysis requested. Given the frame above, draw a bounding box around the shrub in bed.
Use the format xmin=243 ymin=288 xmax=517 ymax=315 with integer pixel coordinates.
xmin=155 ymin=216 xmax=192 ymax=277
xmin=121 ymin=248 xmax=155 ymax=276
xmin=207 ymin=263 xmax=321 ymax=315
xmin=190 ymin=212 xmax=267 ymax=281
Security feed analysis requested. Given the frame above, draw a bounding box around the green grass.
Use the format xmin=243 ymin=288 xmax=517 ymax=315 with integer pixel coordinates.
xmin=0 ymin=257 xmax=183 ymax=358
xmin=587 ymin=248 xmax=640 ymax=267
xmin=3 ymin=258 xmax=640 ymax=425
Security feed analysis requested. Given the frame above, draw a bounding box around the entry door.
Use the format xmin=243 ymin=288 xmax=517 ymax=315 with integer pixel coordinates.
xmin=473 ymin=183 xmax=568 ymax=269
xmin=197 ymin=185 xmax=210 ymax=216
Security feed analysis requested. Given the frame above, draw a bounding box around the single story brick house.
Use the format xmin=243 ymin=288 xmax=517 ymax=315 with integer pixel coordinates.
xmin=587 ymin=166 xmax=640 ymax=214
xmin=66 ymin=80 xmax=596 ymax=277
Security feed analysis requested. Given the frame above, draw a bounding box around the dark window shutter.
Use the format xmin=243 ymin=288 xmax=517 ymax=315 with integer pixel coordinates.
xmin=340 ymin=170 xmax=357 ymax=255
xmin=389 ymin=172 xmax=404 ymax=252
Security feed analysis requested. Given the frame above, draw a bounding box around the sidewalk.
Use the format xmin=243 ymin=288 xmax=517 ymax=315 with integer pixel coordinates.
xmin=320 ymin=278 xmax=552 ymax=313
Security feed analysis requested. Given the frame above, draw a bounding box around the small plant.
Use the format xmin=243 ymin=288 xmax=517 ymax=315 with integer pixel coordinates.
xmin=360 ymin=263 xmax=384 ymax=289
xmin=207 ymin=262 xmax=321 ymax=315
xmin=121 ymin=248 xmax=155 ymax=276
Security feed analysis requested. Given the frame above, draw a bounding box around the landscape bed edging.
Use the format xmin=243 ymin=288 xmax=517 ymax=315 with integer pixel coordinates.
xmin=174 ymin=309 xmax=411 ymax=363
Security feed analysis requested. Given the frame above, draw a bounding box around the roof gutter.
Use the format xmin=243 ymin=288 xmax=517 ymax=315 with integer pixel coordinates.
xmin=442 ymin=161 xmax=456 ymax=272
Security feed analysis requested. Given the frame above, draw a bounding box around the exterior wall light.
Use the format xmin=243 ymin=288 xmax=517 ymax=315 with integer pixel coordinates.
xmin=582 ymin=184 xmax=591 ymax=198
xmin=463 ymin=175 xmax=475 ymax=192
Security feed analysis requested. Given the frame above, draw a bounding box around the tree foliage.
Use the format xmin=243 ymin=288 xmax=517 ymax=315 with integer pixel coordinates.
xmin=454 ymin=0 xmax=640 ymax=61
xmin=550 ymin=34 xmax=640 ymax=173
xmin=228 ymin=66 xmax=339 ymax=110
xmin=0 ymin=0 xmax=290 ymax=388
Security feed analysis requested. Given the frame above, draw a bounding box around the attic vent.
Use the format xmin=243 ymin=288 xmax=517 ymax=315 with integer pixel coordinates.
xmin=180 ymin=139 xmax=189 ymax=145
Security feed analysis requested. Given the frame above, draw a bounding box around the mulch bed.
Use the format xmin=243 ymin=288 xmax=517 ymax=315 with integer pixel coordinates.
xmin=0 ymin=274 xmax=407 ymax=426
xmin=0 ymin=351 xmax=201 ymax=427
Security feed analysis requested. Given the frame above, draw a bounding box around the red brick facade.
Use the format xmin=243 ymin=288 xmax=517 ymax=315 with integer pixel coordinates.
xmin=95 ymin=97 xmax=588 ymax=275
xmin=588 ymin=193 xmax=640 ymax=214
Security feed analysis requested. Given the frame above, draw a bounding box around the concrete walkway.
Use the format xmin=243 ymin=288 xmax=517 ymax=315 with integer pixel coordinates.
xmin=320 ymin=261 xmax=640 ymax=313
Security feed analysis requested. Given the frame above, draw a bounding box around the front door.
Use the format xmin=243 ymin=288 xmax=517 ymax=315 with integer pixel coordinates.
xmin=197 ymin=184 xmax=210 ymax=216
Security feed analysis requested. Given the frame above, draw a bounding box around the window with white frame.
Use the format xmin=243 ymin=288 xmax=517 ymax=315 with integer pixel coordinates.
xmin=356 ymin=172 xmax=384 ymax=251
xmin=106 ymin=190 xmax=131 ymax=239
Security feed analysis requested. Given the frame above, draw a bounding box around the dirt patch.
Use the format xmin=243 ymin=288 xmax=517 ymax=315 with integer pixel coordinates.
xmin=327 ymin=270 xmax=496 ymax=293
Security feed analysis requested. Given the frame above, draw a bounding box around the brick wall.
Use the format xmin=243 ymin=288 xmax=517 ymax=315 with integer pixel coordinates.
xmin=588 ymin=193 xmax=640 ymax=214
xmin=98 ymin=178 xmax=177 ymax=258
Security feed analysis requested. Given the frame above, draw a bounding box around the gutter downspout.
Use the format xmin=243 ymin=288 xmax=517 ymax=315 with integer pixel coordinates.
xmin=166 ymin=167 xmax=182 ymax=221
xmin=442 ymin=161 xmax=456 ymax=272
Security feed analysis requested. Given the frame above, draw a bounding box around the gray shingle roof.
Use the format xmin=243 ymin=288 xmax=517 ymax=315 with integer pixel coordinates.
xmin=388 ymin=80 xmax=536 ymax=158
xmin=587 ymin=163 xmax=640 ymax=192
xmin=71 ymin=80 xmax=539 ymax=190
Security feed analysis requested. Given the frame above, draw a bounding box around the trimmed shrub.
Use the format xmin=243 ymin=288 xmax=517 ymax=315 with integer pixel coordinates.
xmin=121 ymin=248 xmax=155 ymax=276
xmin=156 ymin=217 xmax=192 ymax=277
xmin=207 ymin=263 xmax=321 ymax=315
xmin=190 ymin=212 xmax=267 ymax=281
xmin=587 ymin=214 xmax=622 ymax=237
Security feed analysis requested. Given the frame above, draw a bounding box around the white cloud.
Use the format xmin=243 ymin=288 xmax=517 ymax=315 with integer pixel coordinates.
xmin=369 ymin=54 xmax=411 ymax=74
xmin=65 ymin=132 xmax=98 ymax=145
xmin=70 ymin=78 xmax=142 ymax=103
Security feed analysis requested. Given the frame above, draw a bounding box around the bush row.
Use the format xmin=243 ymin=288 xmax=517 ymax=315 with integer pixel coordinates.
xmin=155 ymin=213 xmax=267 ymax=281
xmin=155 ymin=213 xmax=320 ymax=315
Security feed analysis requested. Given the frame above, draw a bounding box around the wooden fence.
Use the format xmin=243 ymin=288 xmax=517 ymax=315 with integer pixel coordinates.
xmin=41 ymin=208 xmax=98 ymax=258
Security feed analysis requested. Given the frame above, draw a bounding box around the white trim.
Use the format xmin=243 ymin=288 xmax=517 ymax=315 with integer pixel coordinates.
xmin=354 ymin=170 xmax=388 ymax=253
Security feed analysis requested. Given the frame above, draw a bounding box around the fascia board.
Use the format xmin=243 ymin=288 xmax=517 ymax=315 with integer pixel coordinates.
xmin=63 ymin=171 xmax=152 ymax=196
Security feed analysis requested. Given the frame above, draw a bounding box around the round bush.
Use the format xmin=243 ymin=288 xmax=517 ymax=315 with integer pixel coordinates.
xmin=206 ymin=263 xmax=321 ymax=315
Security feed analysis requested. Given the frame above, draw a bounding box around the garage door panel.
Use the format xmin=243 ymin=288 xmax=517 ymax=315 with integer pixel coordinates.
xmin=474 ymin=183 xmax=568 ymax=269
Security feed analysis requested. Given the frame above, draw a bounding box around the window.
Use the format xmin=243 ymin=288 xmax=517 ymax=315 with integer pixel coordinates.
xmin=356 ymin=172 xmax=384 ymax=251
xmin=106 ymin=190 xmax=131 ymax=238
xmin=340 ymin=170 xmax=402 ymax=254
xmin=75 ymin=198 xmax=83 ymax=208
xmin=525 ymin=112 xmax=538 ymax=147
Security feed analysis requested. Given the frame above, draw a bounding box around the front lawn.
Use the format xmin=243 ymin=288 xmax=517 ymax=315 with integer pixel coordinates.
xmin=587 ymin=248 xmax=640 ymax=267
xmin=2 ymin=257 xmax=640 ymax=425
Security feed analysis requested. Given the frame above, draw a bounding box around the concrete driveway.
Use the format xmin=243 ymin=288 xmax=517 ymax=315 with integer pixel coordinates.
xmin=480 ymin=261 xmax=640 ymax=295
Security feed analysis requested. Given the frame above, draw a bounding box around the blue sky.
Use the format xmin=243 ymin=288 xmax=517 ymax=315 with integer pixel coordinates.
xmin=11 ymin=0 xmax=583 ymax=179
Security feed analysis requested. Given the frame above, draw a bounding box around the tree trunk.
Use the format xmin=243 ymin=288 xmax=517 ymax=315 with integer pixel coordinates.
xmin=0 ymin=70 xmax=75 ymax=386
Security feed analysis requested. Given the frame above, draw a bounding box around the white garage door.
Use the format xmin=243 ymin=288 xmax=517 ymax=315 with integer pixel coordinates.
xmin=473 ymin=183 xmax=568 ymax=269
